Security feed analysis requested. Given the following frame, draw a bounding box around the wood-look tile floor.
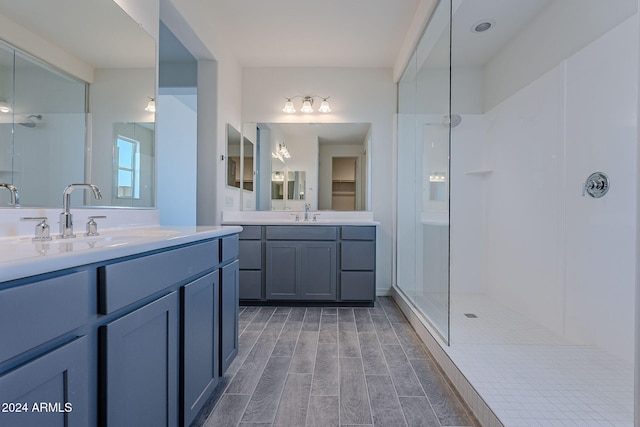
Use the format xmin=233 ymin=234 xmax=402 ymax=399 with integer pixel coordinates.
xmin=196 ymin=297 xmax=478 ymax=427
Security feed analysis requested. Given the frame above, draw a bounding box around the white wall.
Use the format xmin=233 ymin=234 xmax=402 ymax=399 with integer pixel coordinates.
xmin=484 ymin=0 xmax=637 ymax=111
xmin=483 ymin=65 xmax=567 ymax=336
xmin=242 ymin=67 xmax=396 ymax=294
xmin=157 ymin=94 xmax=197 ymax=225
xmin=477 ymin=16 xmax=638 ymax=363
xmin=162 ymin=0 xmax=243 ymax=225
xmin=563 ymin=16 xmax=638 ymax=362
xmin=449 ymin=114 xmax=485 ymax=294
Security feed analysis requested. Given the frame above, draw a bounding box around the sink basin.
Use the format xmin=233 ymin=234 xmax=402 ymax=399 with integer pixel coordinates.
xmin=5 ymin=228 xmax=186 ymax=248
xmin=104 ymin=228 xmax=183 ymax=238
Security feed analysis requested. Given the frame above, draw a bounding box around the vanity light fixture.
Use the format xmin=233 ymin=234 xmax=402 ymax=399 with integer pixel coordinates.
xmin=144 ymin=97 xmax=156 ymax=112
xmin=278 ymin=143 xmax=291 ymax=159
xmin=272 ymin=143 xmax=292 ymax=162
xmin=0 ymin=99 xmax=12 ymax=113
xmin=282 ymin=95 xmax=331 ymax=114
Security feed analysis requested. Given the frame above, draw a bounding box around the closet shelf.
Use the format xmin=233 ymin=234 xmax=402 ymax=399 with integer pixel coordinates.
xmin=464 ymin=169 xmax=493 ymax=175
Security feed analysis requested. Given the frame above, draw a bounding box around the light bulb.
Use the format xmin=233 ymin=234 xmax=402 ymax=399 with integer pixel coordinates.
xmin=282 ymin=100 xmax=296 ymax=113
xmin=0 ymin=101 xmax=12 ymax=113
xmin=145 ymin=98 xmax=156 ymax=112
xmin=319 ymin=99 xmax=331 ymax=113
xmin=300 ymin=99 xmax=313 ymax=113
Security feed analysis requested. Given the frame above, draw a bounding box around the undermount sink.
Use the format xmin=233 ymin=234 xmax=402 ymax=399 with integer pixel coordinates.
xmin=7 ymin=227 xmax=183 ymax=245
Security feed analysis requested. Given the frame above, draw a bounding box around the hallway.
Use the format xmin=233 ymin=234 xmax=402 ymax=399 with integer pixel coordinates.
xmin=196 ymin=297 xmax=477 ymax=427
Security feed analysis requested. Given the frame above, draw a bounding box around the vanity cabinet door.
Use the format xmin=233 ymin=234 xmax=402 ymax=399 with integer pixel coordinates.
xmin=300 ymin=242 xmax=337 ymax=300
xmin=265 ymin=242 xmax=299 ymax=299
xmin=101 ymin=292 xmax=178 ymax=427
xmin=181 ymin=271 xmax=219 ymax=427
xmin=265 ymin=241 xmax=337 ymax=301
xmin=220 ymin=260 xmax=239 ymax=375
xmin=0 ymin=337 xmax=89 ymax=427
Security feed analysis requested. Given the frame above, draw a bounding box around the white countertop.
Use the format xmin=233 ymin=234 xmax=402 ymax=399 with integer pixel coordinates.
xmin=221 ymin=210 xmax=379 ymax=226
xmin=222 ymin=219 xmax=379 ymax=226
xmin=0 ymin=225 xmax=242 ymax=283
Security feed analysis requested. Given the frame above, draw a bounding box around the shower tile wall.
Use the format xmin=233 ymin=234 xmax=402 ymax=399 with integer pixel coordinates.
xmin=453 ymin=14 xmax=638 ymax=365
xmin=563 ymin=15 xmax=637 ymax=362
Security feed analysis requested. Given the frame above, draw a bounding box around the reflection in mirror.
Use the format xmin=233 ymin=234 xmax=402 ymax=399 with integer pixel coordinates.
xmin=248 ymin=122 xmax=371 ymax=211
xmin=271 ymin=170 xmax=284 ymax=200
xmin=111 ymin=123 xmax=154 ymax=206
xmin=423 ymin=121 xmax=449 ymax=207
xmin=227 ymin=124 xmax=241 ymax=188
xmin=0 ymin=0 xmax=156 ymax=208
xmin=271 ymin=169 xmax=305 ymax=206
xmin=242 ymin=136 xmax=254 ymax=191
xmin=0 ymin=40 xmax=86 ymax=208
xmin=287 ymin=171 xmax=306 ymax=201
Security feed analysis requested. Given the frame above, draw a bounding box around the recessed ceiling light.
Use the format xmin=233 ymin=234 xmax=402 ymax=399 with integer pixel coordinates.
xmin=472 ymin=19 xmax=495 ymax=33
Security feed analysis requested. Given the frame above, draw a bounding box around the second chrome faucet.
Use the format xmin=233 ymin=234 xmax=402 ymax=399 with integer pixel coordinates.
xmin=59 ymin=184 xmax=102 ymax=238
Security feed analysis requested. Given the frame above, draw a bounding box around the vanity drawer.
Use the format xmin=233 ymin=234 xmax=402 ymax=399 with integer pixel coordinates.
xmin=239 ymin=225 xmax=262 ymax=240
xmin=0 ymin=270 xmax=91 ymax=363
xmin=221 ymin=234 xmax=240 ymax=263
xmin=341 ymin=241 xmax=375 ymax=271
xmin=340 ymin=271 xmax=375 ymax=301
xmin=265 ymin=226 xmax=338 ymax=241
xmin=341 ymin=226 xmax=375 ymax=241
xmin=99 ymin=241 xmax=218 ymax=314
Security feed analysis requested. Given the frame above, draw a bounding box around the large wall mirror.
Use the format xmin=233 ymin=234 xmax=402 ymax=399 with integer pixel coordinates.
xmin=245 ymin=122 xmax=371 ymax=211
xmin=0 ymin=0 xmax=156 ymax=208
xmin=226 ymin=124 xmax=241 ymax=189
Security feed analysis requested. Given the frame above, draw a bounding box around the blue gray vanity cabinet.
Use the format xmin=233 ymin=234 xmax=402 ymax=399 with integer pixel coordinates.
xmin=0 ymin=337 xmax=89 ymax=427
xmin=238 ymin=225 xmax=263 ymax=300
xmin=0 ymin=269 xmax=91 ymax=365
xmin=101 ymin=291 xmax=178 ymax=427
xmin=181 ymin=270 xmax=219 ymax=427
xmin=265 ymin=226 xmax=338 ymax=300
xmin=233 ymin=223 xmax=376 ymax=304
xmin=220 ymin=260 xmax=239 ymax=374
xmin=1 ymin=230 xmax=241 ymax=427
xmin=340 ymin=226 xmax=376 ymax=301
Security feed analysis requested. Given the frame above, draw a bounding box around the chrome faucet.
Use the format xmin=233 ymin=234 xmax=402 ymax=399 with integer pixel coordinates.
xmin=59 ymin=184 xmax=102 ymax=238
xmin=0 ymin=183 xmax=19 ymax=205
xmin=304 ymin=203 xmax=311 ymax=221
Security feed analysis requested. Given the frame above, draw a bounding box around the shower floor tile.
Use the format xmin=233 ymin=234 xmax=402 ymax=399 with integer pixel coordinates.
xmin=445 ymin=293 xmax=634 ymax=426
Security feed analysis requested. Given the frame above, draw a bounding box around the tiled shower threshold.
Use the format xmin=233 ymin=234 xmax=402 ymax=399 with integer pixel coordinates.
xmin=391 ymin=288 xmax=634 ymax=426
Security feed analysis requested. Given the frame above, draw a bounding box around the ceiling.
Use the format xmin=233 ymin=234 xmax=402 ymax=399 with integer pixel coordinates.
xmin=0 ymin=0 xmax=155 ymax=69
xmin=172 ymin=0 xmax=421 ymax=68
xmin=0 ymin=0 xmax=557 ymax=72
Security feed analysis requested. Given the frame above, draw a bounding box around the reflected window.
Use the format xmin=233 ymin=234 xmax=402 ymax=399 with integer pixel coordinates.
xmin=116 ymin=136 xmax=140 ymax=199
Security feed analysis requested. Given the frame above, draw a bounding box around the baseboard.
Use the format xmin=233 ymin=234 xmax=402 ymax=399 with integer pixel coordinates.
xmin=391 ymin=287 xmax=503 ymax=427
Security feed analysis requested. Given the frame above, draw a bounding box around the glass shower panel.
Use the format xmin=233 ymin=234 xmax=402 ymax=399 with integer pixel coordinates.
xmin=397 ymin=49 xmax=418 ymax=307
xmin=0 ymin=43 xmax=14 ymax=202
xmin=397 ymin=0 xmax=451 ymax=342
xmin=12 ymin=50 xmax=86 ymax=207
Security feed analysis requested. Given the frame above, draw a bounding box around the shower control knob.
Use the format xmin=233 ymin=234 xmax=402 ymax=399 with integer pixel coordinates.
xmin=582 ymin=172 xmax=609 ymax=198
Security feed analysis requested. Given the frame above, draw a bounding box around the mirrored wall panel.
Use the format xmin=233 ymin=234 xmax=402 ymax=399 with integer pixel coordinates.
xmin=0 ymin=0 xmax=156 ymax=208
xmin=245 ymin=122 xmax=371 ymax=211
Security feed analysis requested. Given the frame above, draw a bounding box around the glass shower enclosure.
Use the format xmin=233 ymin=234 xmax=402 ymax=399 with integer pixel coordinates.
xmin=396 ymin=0 xmax=637 ymax=424
xmin=396 ymin=0 xmax=451 ymax=342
